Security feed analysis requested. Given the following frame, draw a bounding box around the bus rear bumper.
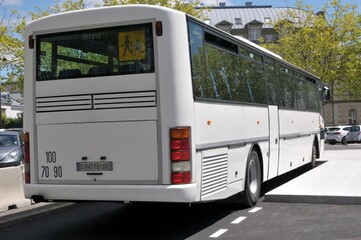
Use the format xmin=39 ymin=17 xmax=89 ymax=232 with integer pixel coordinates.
xmin=24 ymin=183 xmax=198 ymax=203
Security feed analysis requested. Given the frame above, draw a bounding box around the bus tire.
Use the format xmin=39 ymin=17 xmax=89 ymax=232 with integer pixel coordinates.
xmin=309 ymin=144 xmax=317 ymax=169
xmin=242 ymin=149 xmax=261 ymax=207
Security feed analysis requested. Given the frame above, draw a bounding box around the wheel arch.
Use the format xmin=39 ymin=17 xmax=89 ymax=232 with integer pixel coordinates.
xmin=248 ymin=143 xmax=264 ymax=183
xmin=314 ymin=135 xmax=320 ymax=158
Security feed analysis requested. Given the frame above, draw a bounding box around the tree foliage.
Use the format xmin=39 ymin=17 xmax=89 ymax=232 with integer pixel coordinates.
xmin=102 ymin=0 xmax=204 ymax=19
xmin=0 ymin=1 xmax=24 ymax=92
xmin=29 ymin=0 xmax=88 ymax=20
xmin=0 ymin=0 xmax=205 ymax=95
xmin=1 ymin=112 xmax=23 ymax=129
xmin=261 ymin=0 xmax=361 ymax=100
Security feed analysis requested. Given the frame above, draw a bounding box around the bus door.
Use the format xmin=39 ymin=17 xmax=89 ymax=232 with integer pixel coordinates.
xmin=268 ymin=105 xmax=279 ymax=179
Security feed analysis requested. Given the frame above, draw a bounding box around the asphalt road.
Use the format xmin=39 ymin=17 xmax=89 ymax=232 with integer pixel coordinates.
xmin=1 ymin=199 xmax=361 ymax=240
xmin=1 ymin=143 xmax=360 ymax=240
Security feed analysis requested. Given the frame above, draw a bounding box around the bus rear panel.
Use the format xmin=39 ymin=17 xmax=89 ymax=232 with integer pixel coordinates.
xmin=24 ymin=6 xmax=198 ymax=203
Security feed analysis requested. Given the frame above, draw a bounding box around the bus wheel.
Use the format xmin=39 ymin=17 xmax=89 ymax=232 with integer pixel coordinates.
xmin=309 ymin=144 xmax=317 ymax=169
xmin=242 ymin=149 xmax=261 ymax=207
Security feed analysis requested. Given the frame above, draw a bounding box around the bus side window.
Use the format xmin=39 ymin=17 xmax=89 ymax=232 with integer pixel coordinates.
xmin=88 ymin=66 xmax=108 ymax=75
xmin=220 ymin=67 xmax=233 ymax=100
xmin=59 ymin=69 xmax=82 ymax=79
xmin=39 ymin=71 xmax=53 ymax=81
xmin=265 ymin=60 xmax=278 ymax=105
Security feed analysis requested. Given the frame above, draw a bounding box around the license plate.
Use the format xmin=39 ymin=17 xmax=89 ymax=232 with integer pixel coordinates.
xmin=76 ymin=161 xmax=113 ymax=171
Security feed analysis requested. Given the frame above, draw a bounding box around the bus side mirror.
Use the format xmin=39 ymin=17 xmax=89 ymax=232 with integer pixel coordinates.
xmin=323 ymin=85 xmax=331 ymax=102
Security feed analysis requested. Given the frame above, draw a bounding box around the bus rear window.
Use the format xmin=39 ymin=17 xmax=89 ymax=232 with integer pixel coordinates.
xmin=36 ymin=23 xmax=154 ymax=81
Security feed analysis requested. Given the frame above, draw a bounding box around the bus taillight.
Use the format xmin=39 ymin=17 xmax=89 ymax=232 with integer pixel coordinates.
xmin=24 ymin=132 xmax=30 ymax=183
xmin=170 ymin=127 xmax=191 ymax=184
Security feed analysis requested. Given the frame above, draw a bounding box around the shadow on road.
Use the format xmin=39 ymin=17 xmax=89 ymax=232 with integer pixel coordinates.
xmin=56 ymin=201 xmax=247 ymax=240
xmin=1 ymin=163 xmax=328 ymax=240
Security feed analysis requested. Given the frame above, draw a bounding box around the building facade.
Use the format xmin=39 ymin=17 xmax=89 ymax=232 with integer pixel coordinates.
xmin=323 ymin=101 xmax=361 ymax=126
xmin=202 ymin=2 xmax=308 ymax=44
xmin=1 ymin=91 xmax=23 ymax=119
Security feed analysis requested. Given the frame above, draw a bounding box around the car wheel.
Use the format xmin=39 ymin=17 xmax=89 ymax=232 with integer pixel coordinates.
xmin=341 ymin=137 xmax=347 ymax=145
xmin=242 ymin=149 xmax=261 ymax=207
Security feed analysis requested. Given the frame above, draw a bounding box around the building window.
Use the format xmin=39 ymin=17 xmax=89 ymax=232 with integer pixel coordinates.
xmin=264 ymin=17 xmax=271 ymax=24
xmin=265 ymin=34 xmax=277 ymax=42
xmin=249 ymin=26 xmax=261 ymax=41
xmin=349 ymin=109 xmax=357 ymax=124
xmin=235 ymin=18 xmax=242 ymax=25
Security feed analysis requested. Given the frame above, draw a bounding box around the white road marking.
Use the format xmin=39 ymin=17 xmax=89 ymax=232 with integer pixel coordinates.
xmin=209 ymin=229 xmax=228 ymax=238
xmin=209 ymin=207 xmax=261 ymax=238
xmin=231 ymin=216 xmax=247 ymax=224
xmin=248 ymin=207 xmax=262 ymax=213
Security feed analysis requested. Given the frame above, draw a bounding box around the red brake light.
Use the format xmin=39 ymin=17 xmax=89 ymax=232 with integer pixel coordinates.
xmin=170 ymin=139 xmax=189 ymax=151
xmin=171 ymin=151 xmax=190 ymax=161
xmin=171 ymin=172 xmax=190 ymax=184
xmin=24 ymin=132 xmax=30 ymax=163
xmin=24 ymin=132 xmax=30 ymax=183
xmin=170 ymin=127 xmax=191 ymax=184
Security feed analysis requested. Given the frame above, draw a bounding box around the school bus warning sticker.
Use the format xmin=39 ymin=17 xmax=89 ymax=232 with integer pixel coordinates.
xmin=119 ymin=30 xmax=145 ymax=61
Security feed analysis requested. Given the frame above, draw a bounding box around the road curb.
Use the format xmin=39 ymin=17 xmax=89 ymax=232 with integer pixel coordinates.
xmin=265 ymin=194 xmax=361 ymax=205
xmin=0 ymin=202 xmax=75 ymax=228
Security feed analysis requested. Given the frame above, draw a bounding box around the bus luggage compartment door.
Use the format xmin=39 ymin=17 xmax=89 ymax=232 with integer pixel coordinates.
xmin=36 ymin=121 xmax=158 ymax=184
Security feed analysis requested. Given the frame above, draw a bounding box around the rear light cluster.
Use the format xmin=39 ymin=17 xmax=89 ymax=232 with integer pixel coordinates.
xmin=24 ymin=132 xmax=30 ymax=183
xmin=170 ymin=127 xmax=191 ymax=184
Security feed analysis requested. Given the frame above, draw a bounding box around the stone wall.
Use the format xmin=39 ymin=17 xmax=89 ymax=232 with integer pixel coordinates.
xmin=323 ymin=101 xmax=361 ymax=126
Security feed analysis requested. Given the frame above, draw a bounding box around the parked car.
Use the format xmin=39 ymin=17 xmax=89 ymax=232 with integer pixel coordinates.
xmin=346 ymin=125 xmax=361 ymax=143
xmin=0 ymin=131 xmax=24 ymax=168
xmin=325 ymin=125 xmax=351 ymax=145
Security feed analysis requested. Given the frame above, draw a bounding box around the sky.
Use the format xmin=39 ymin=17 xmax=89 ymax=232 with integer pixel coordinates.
xmin=2 ymin=0 xmax=361 ymax=15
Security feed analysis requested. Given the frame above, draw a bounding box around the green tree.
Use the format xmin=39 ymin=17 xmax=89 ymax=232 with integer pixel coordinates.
xmin=1 ymin=113 xmax=23 ymax=129
xmin=101 ymin=0 xmax=205 ymax=19
xmin=29 ymin=0 xmax=88 ymax=20
xmin=261 ymin=0 xmax=361 ymax=100
xmin=1 ymin=0 xmax=205 ymax=95
xmin=0 ymin=1 xmax=24 ymax=93
xmin=1 ymin=0 xmax=88 ymax=94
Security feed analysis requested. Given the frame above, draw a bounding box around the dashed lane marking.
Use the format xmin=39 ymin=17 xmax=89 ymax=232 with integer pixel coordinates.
xmin=231 ymin=216 xmax=247 ymax=224
xmin=209 ymin=207 xmax=262 ymax=238
xmin=248 ymin=207 xmax=262 ymax=213
xmin=209 ymin=229 xmax=228 ymax=238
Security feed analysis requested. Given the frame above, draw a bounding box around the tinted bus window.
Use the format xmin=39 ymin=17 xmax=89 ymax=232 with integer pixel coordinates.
xmin=36 ymin=23 xmax=154 ymax=81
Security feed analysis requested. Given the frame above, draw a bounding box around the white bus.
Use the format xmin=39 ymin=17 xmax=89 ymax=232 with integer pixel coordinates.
xmin=24 ymin=5 xmax=329 ymax=207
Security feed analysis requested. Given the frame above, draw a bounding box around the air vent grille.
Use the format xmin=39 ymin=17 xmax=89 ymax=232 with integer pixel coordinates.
xmin=201 ymin=153 xmax=228 ymax=198
xmin=36 ymin=91 xmax=156 ymax=113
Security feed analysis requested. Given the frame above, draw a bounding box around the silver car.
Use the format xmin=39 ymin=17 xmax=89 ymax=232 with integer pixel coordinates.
xmin=325 ymin=126 xmax=351 ymax=145
xmin=346 ymin=125 xmax=361 ymax=143
xmin=0 ymin=131 xmax=24 ymax=168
